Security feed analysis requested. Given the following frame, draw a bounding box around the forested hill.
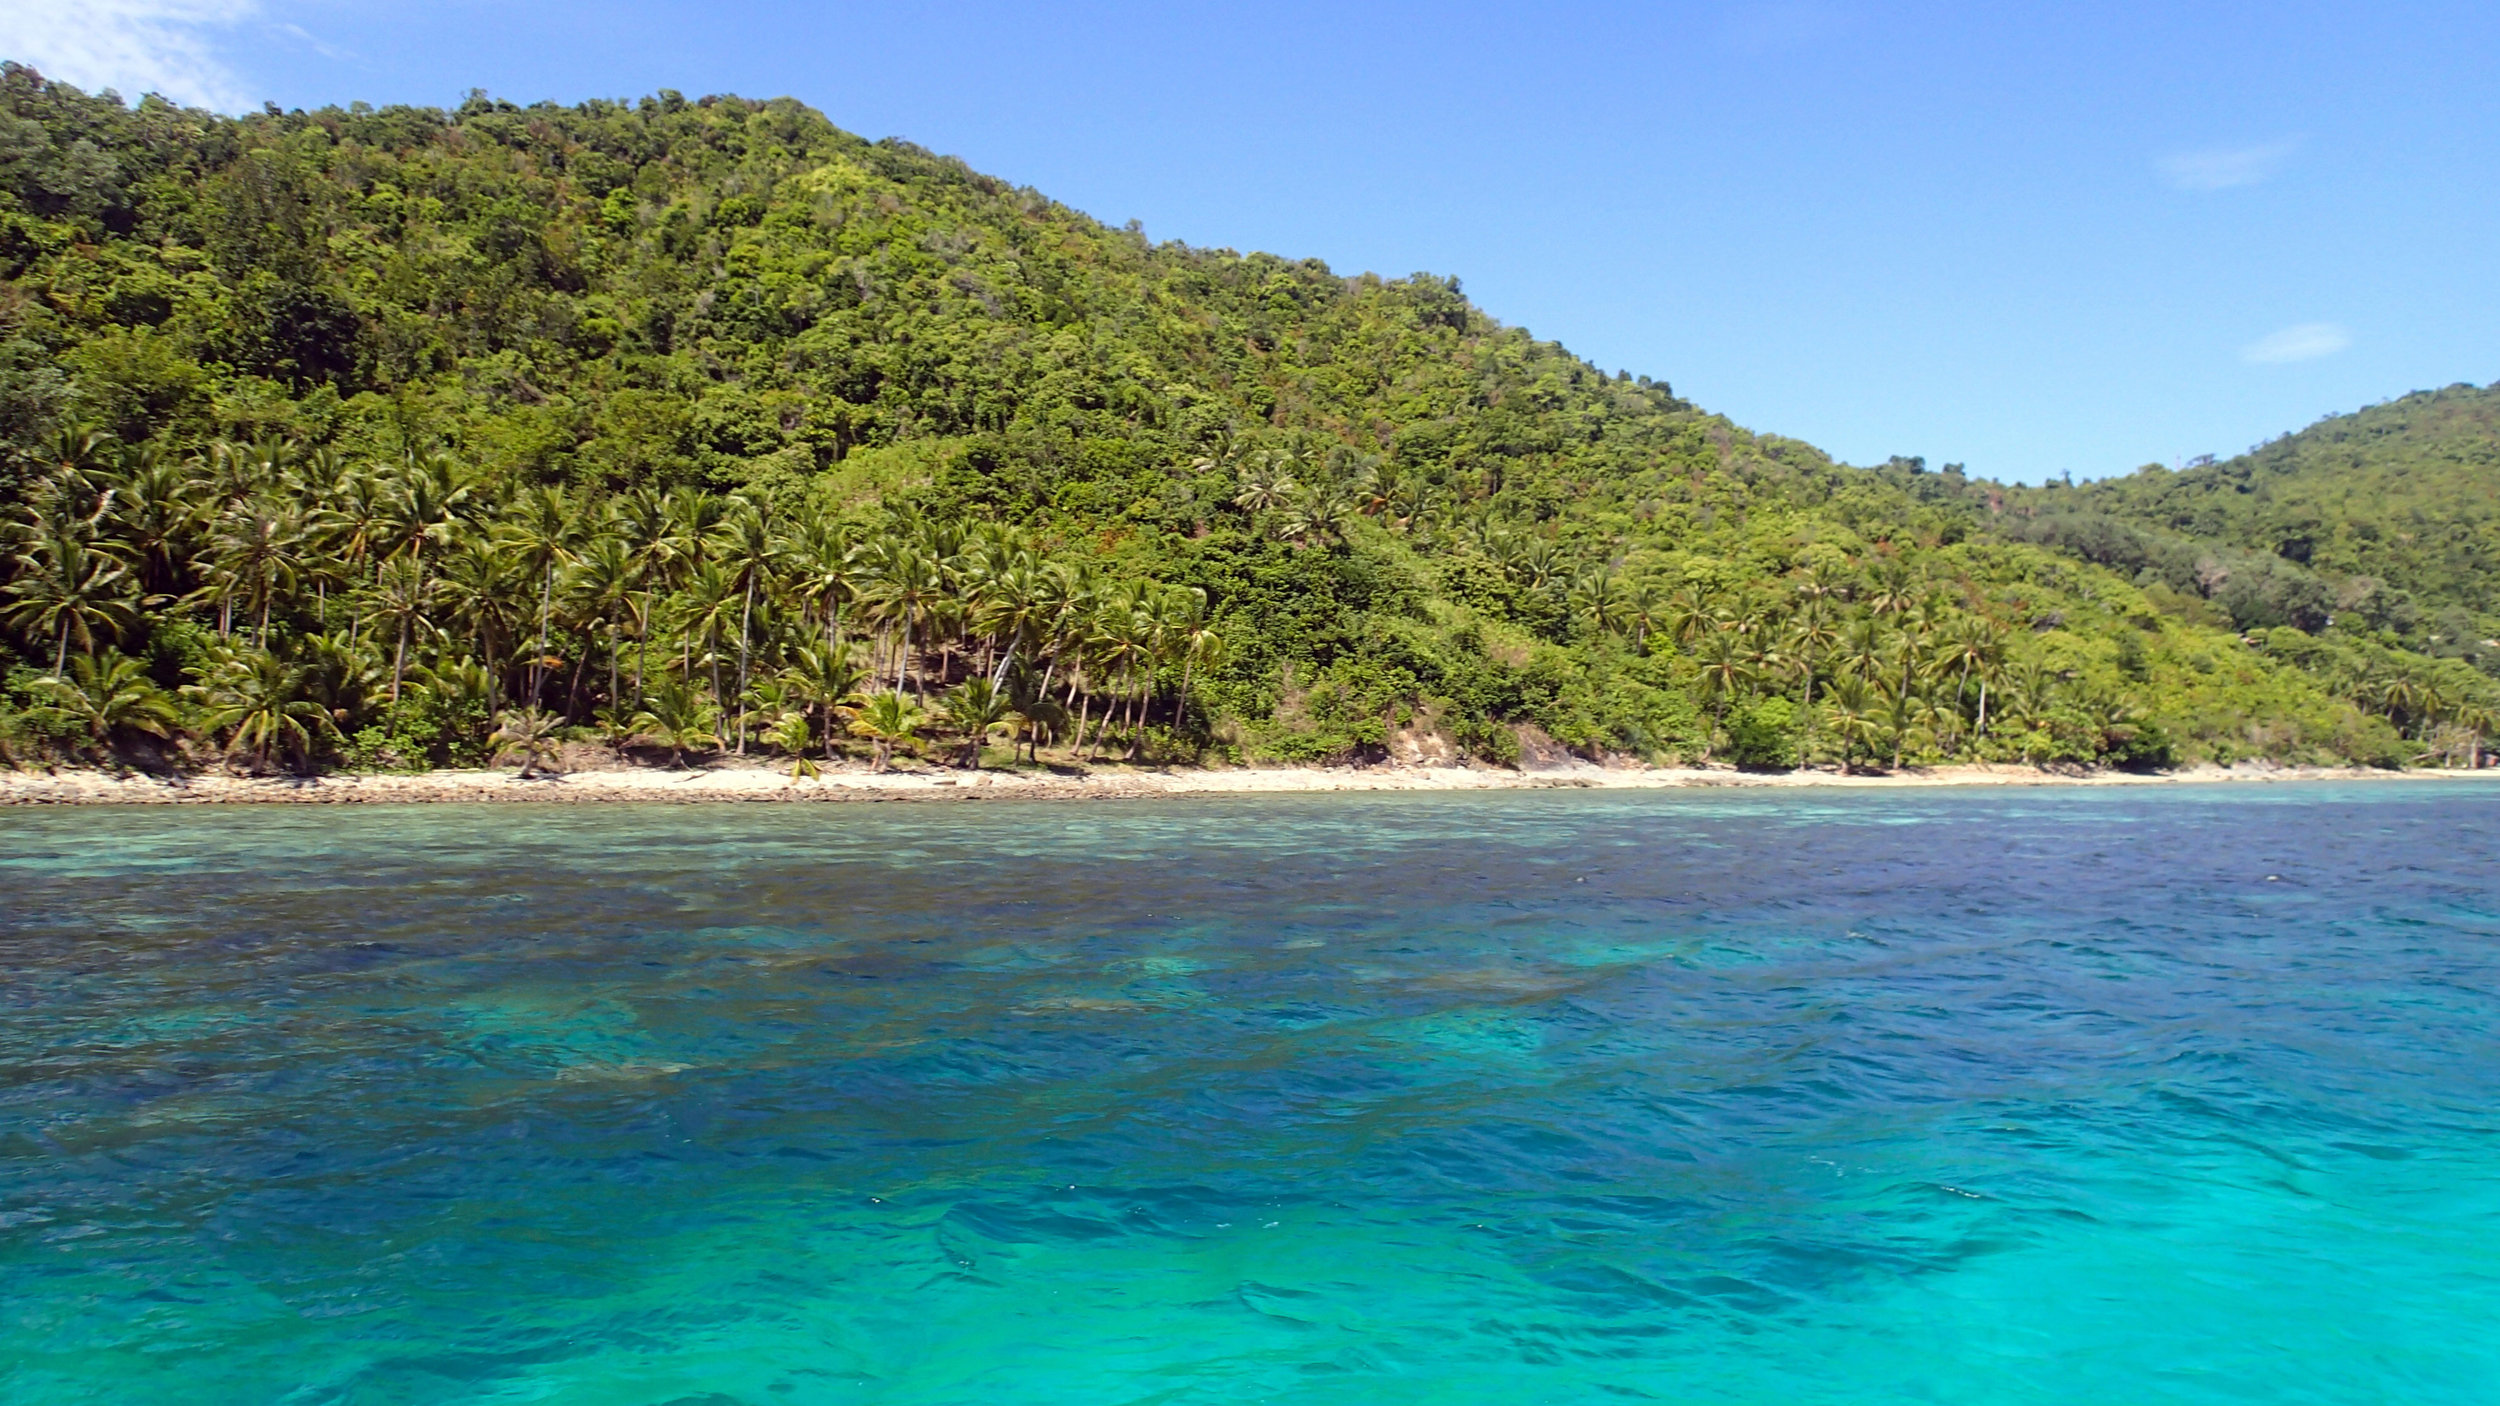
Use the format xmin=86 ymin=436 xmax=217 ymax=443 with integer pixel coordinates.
xmin=1 ymin=67 xmax=2492 ymax=774
xmin=2009 ymin=384 xmax=2500 ymax=615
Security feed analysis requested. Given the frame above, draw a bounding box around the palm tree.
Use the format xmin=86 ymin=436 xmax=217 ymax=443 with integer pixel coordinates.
xmin=674 ymin=561 xmax=740 ymax=709
xmin=1784 ymin=602 xmax=1842 ymax=755
xmin=1821 ymin=677 xmax=1888 ymax=774
xmin=763 ymin=710 xmax=820 ymax=778
xmin=782 ymin=641 xmax=867 ymax=760
xmin=1865 ymin=560 xmax=1918 ymax=618
xmin=30 ymin=652 xmax=180 ymax=754
xmin=1832 ymin=616 xmax=1889 ymax=684
xmin=1571 ymin=571 xmax=1629 ymax=639
xmin=433 ymin=537 xmax=518 ymax=716
xmin=1002 ymin=664 xmax=1068 ymax=763
xmin=190 ymin=647 xmax=336 ymax=773
xmin=1692 ymin=630 xmax=1754 ymax=726
xmin=379 ymin=451 xmax=475 ymax=568
xmin=204 ymin=495 xmax=308 ymax=644
xmin=859 ymin=542 xmax=944 ymax=699
xmin=1160 ymin=587 xmax=1220 ymax=732
xmin=1662 ymin=584 xmax=1716 ymax=649
xmin=627 ymin=676 xmax=722 ymax=768
xmin=367 ymin=555 xmax=435 ymax=705
xmin=502 ymin=486 xmax=578 ymax=710
xmin=1233 ymin=451 xmax=1297 ymax=517
xmin=940 ymin=676 xmax=1012 ymax=768
xmin=5 ymin=532 xmax=139 ymax=673
xmin=489 ymin=707 xmax=565 ymax=778
xmin=107 ymin=447 xmax=203 ymax=601
xmin=848 ymin=690 xmax=922 ymax=772
xmin=565 ymin=536 xmax=639 ymax=717
xmin=711 ymin=498 xmax=785 ymax=753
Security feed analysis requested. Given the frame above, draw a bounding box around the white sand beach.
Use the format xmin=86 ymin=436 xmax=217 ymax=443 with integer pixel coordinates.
xmin=5 ymin=759 xmax=2493 ymax=805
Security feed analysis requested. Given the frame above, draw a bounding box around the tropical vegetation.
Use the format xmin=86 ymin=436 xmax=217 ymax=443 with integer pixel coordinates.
xmin=1 ymin=66 xmax=2490 ymax=776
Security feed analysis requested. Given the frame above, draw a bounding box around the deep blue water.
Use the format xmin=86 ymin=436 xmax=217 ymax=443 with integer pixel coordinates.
xmin=3 ymin=784 xmax=2498 ymax=1404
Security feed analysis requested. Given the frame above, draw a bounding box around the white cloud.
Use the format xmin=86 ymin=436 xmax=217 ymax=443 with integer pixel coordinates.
xmin=2159 ymin=141 xmax=2296 ymax=191
xmin=2242 ymin=323 xmax=2350 ymax=365
xmin=0 ymin=0 xmax=261 ymax=112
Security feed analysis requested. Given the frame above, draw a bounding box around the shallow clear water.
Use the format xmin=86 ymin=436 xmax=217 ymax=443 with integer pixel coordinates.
xmin=4 ymin=785 xmax=2498 ymax=1404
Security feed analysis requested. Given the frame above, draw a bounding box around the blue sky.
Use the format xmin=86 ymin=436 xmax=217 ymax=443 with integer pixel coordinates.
xmin=6 ymin=2 xmax=2496 ymax=482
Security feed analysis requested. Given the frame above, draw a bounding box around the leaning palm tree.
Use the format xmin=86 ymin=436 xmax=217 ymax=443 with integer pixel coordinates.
xmin=847 ymin=690 xmax=923 ymax=772
xmin=30 ymin=652 xmax=181 ymax=755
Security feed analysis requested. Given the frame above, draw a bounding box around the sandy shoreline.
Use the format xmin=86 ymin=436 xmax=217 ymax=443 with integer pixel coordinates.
xmin=4 ymin=759 xmax=2495 ymax=805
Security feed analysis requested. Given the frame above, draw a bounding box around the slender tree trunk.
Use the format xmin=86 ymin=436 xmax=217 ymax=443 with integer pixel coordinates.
xmin=392 ymin=620 xmax=408 ymax=704
xmin=482 ymin=622 xmax=500 ymax=718
xmin=536 ymin=564 xmax=554 ymax=707
xmin=1073 ymin=690 xmax=1093 ymax=761
xmin=54 ymin=620 xmax=68 ymax=675
xmin=735 ymin=577 xmax=754 ymax=754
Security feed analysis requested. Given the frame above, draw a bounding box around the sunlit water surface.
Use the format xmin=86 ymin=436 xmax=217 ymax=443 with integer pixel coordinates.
xmin=4 ymin=785 xmax=2499 ymax=1404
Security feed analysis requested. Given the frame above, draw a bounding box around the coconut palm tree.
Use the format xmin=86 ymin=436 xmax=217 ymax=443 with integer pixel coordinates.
xmin=5 ymin=532 xmax=140 ymax=673
xmin=30 ymin=651 xmax=180 ymax=755
xmin=106 ymin=447 xmax=203 ymax=601
xmin=1692 ymin=629 xmax=1754 ymax=726
xmin=489 ymin=707 xmax=565 ymax=778
xmin=366 ymin=555 xmax=435 ymax=705
xmin=204 ymin=495 xmax=308 ymax=644
xmin=710 ymin=498 xmax=785 ymax=753
xmin=1820 ymin=677 xmax=1888 ymax=774
xmin=190 ymin=647 xmax=335 ymax=773
xmin=940 ymin=676 xmax=1012 ymax=768
xmin=1784 ymin=601 xmax=1842 ymax=754
xmin=502 ymin=486 xmax=578 ymax=710
xmin=763 ymin=709 xmax=820 ymax=778
xmin=782 ymin=641 xmax=867 ymax=760
xmin=1571 ymin=571 xmax=1629 ymax=639
xmin=848 ymin=690 xmax=922 ymax=772
xmin=1002 ymin=664 xmax=1068 ymax=763
xmin=1233 ymin=450 xmax=1298 ymax=517
xmin=565 ymin=535 xmax=639 ymax=716
xmin=628 ymin=676 xmax=722 ymax=768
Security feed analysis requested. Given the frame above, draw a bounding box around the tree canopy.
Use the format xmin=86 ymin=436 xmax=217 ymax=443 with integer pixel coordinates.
xmin=2 ymin=65 xmax=2490 ymax=774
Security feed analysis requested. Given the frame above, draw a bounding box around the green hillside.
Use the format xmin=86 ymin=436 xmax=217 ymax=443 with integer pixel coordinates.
xmin=2060 ymin=385 xmax=2500 ymax=611
xmin=1 ymin=66 xmax=2488 ymax=774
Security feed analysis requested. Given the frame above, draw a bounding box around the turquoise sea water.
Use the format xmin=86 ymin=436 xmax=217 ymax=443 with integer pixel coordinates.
xmin=4 ymin=785 xmax=2498 ymax=1404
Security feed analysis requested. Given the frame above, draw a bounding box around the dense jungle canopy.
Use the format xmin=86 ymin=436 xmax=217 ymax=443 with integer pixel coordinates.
xmin=3 ymin=65 xmax=2494 ymax=774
